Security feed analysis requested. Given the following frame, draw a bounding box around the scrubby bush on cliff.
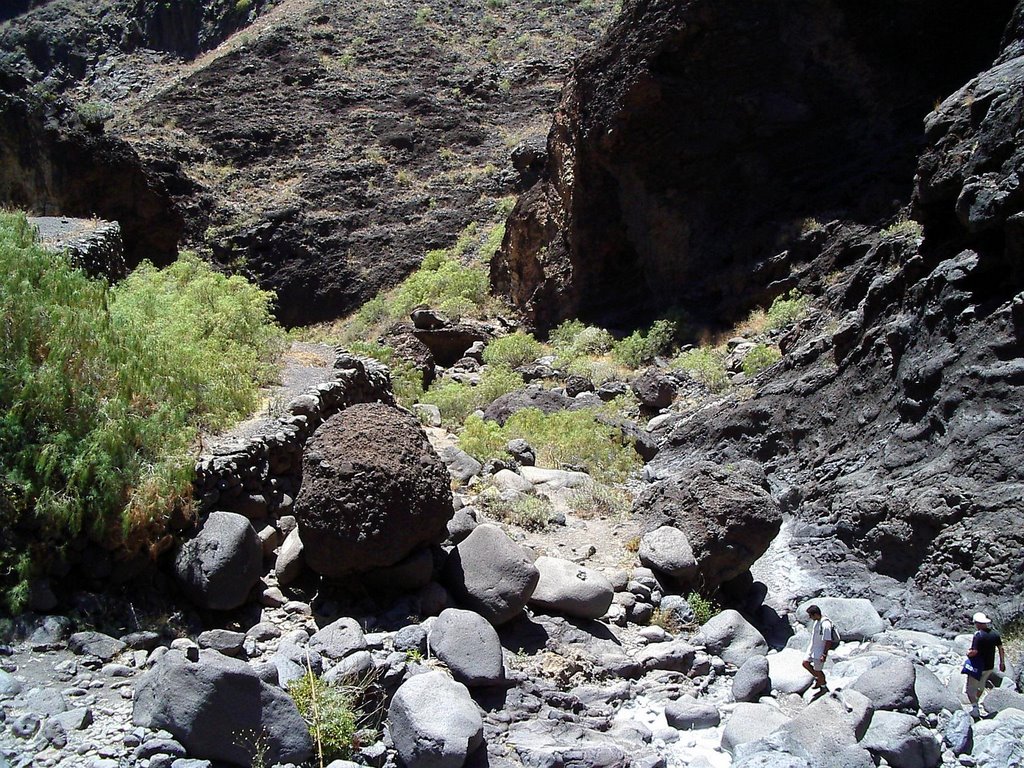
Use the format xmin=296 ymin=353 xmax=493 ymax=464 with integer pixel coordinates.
xmin=0 ymin=212 xmax=283 ymax=611
xmin=482 ymin=332 xmax=542 ymax=368
xmin=765 ymin=290 xmax=809 ymax=330
xmin=741 ymin=343 xmax=781 ymax=377
xmin=459 ymin=408 xmax=641 ymax=483
xmin=611 ymin=318 xmax=678 ymax=368
xmin=671 ymin=347 xmax=729 ymax=392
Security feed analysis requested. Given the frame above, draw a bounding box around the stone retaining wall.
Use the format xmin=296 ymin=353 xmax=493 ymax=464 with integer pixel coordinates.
xmin=192 ymin=353 xmax=395 ymax=523
xmin=30 ymin=216 xmax=127 ymax=279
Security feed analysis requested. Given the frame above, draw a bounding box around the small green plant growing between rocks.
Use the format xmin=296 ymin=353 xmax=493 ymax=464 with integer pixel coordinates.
xmin=478 ymin=490 xmax=552 ymax=531
xmin=649 ymin=607 xmax=681 ymax=634
xmin=76 ymin=101 xmax=113 ymax=130
xmin=288 ymin=668 xmax=378 ymax=766
xmin=482 ymin=332 xmax=542 ymax=369
xmin=671 ymin=347 xmax=728 ymax=392
xmin=882 ymin=215 xmax=923 ymax=239
xmin=687 ymin=591 xmax=719 ymax=626
xmin=765 ymin=289 xmax=810 ymax=331
xmin=566 ymin=483 xmax=632 ymax=519
xmin=233 ymin=727 xmax=270 ymax=768
xmin=741 ymin=343 xmax=782 ymax=377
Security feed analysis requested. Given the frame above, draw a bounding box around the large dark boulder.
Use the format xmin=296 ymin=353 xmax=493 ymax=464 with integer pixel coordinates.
xmin=132 ymin=649 xmax=312 ymax=767
xmin=173 ymin=511 xmax=263 ymax=611
xmin=295 ymin=403 xmax=453 ymax=578
xmin=441 ymin=523 xmax=539 ymax=625
xmin=633 ymin=461 xmax=781 ymax=591
xmin=482 ymin=384 xmax=574 ymax=425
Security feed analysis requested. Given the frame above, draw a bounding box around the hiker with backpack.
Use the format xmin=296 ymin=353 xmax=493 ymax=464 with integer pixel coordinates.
xmin=963 ymin=611 xmax=1006 ymax=718
xmin=802 ymin=604 xmax=838 ymax=692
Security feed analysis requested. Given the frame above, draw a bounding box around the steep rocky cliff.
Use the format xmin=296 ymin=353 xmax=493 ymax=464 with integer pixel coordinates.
xmin=500 ymin=0 xmax=1024 ymax=629
xmin=493 ymin=0 xmax=1014 ymax=331
xmin=1 ymin=0 xmax=618 ymax=324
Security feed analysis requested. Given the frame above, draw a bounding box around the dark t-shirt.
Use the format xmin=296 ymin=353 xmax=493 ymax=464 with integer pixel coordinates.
xmin=971 ymin=629 xmax=1002 ymax=670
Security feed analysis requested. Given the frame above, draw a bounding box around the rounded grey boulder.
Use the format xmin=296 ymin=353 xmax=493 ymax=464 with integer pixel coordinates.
xmin=427 ymin=609 xmax=504 ymax=687
xmin=721 ymin=702 xmax=790 ymax=754
xmin=795 ymin=598 xmax=885 ymax=641
xmin=850 ymin=655 xmax=918 ymax=712
xmin=634 ymin=461 xmax=781 ymax=592
xmin=132 ymin=649 xmax=312 ymax=767
xmin=733 ymin=656 xmax=771 ymax=702
xmin=665 ymin=695 xmax=721 ymax=730
xmin=860 ymin=710 xmax=940 ymax=768
xmin=388 ymin=671 xmax=483 ymax=768
xmin=174 ymin=511 xmax=263 ymax=611
xmin=694 ymin=609 xmax=768 ymax=667
xmin=638 ymin=527 xmax=697 ymax=581
xmin=309 ymin=617 xmax=367 ymax=661
xmin=528 ymin=556 xmax=614 ymax=620
xmin=441 ymin=524 xmax=539 ymax=625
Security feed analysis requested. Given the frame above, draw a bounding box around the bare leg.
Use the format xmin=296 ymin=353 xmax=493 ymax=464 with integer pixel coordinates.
xmin=802 ymin=659 xmax=827 ymax=689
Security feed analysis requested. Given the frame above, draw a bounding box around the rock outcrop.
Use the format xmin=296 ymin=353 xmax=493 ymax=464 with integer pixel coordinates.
xmin=295 ymin=402 xmax=453 ymax=578
xmin=634 ymin=460 xmax=782 ymax=593
xmin=493 ymin=0 xmax=1014 ymax=331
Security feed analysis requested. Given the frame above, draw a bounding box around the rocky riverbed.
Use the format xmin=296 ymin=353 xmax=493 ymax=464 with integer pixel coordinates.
xmin=2 ymin=417 xmax=1023 ymax=768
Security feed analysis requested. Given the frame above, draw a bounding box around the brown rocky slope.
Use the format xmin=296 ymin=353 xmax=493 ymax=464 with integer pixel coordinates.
xmin=0 ymin=0 xmax=620 ymax=325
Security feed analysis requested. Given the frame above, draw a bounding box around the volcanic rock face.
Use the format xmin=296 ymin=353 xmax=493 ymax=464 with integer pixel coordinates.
xmin=0 ymin=93 xmax=187 ymax=266
xmin=645 ymin=10 xmax=1024 ymax=625
xmin=294 ymin=402 xmax=453 ymax=578
xmin=493 ymin=0 xmax=1014 ymax=331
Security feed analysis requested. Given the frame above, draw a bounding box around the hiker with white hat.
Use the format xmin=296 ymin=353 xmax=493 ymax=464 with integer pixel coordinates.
xmin=964 ymin=611 xmax=1006 ymax=718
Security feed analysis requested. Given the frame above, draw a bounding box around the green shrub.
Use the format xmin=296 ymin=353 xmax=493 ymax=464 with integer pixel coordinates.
xmin=478 ymin=488 xmax=552 ymax=531
xmin=611 ymin=319 xmax=677 ymax=369
xmin=288 ymin=672 xmax=360 ymax=763
xmin=0 ymin=212 xmax=284 ymax=611
xmin=482 ymin=332 xmax=542 ymax=369
xmin=649 ymin=607 xmax=681 ymax=634
xmin=459 ymin=407 xmax=641 ymax=483
xmin=111 ymin=253 xmax=285 ymax=432
xmin=566 ymin=482 xmax=631 ymax=519
xmin=687 ymin=591 xmax=719 ymax=626
xmin=881 ymin=216 xmax=923 ymax=239
xmin=671 ymin=347 xmax=728 ymax=392
xmin=419 ymin=366 xmax=523 ymax=426
xmin=549 ymin=320 xmax=614 ymax=359
xmin=391 ymin=248 xmax=490 ymax=321
xmin=765 ymin=290 xmax=810 ymax=331
xmin=345 ymin=341 xmax=423 ymax=406
xmin=741 ymin=343 xmax=781 ymax=377
xmin=76 ymin=101 xmax=113 ymax=129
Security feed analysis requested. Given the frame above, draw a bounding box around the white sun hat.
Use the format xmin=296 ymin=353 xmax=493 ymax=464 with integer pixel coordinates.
xmin=972 ymin=612 xmax=992 ymax=625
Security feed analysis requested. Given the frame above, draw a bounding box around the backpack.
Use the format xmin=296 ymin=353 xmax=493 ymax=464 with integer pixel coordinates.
xmin=825 ymin=619 xmax=842 ymax=646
